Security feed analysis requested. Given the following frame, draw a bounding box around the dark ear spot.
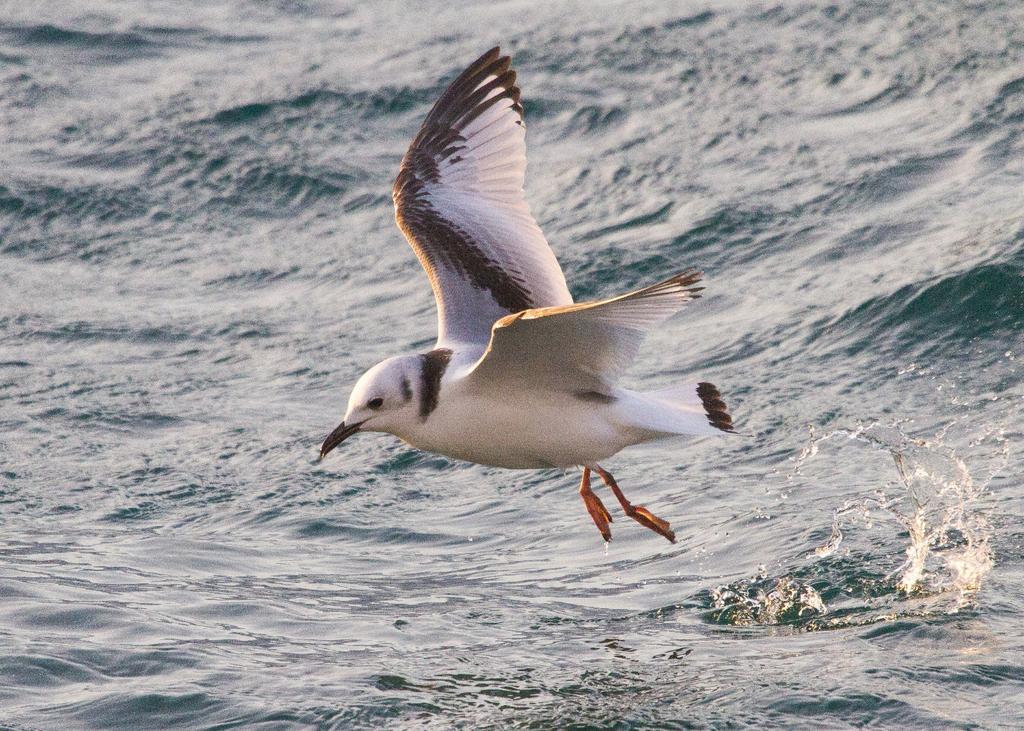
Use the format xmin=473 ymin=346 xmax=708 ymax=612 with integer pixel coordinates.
xmin=367 ymin=397 xmax=384 ymax=410
xmin=419 ymin=348 xmax=452 ymax=420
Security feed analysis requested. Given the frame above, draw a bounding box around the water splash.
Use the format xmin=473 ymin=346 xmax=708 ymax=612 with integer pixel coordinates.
xmin=708 ymin=567 xmax=827 ymax=626
xmin=706 ymin=418 xmax=1007 ymax=628
xmin=793 ymin=420 xmax=1006 ymax=607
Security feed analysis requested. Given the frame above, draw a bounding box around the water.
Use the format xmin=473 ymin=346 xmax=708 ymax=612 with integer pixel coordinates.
xmin=2 ymin=0 xmax=1023 ymax=727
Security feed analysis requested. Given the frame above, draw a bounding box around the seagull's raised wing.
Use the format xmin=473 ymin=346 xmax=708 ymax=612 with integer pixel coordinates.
xmin=393 ymin=46 xmax=572 ymax=348
xmin=466 ymin=270 xmax=705 ymax=392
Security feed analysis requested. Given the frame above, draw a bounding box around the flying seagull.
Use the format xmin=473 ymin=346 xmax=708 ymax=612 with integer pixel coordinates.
xmin=319 ymin=46 xmax=735 ymax=544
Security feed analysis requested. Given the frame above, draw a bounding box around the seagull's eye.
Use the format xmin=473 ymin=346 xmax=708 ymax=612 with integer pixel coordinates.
xmin=367 ymin=397 xmax=384 ymax=410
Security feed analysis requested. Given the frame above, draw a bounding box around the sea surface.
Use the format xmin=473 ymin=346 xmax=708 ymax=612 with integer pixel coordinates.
xmin=2 ymin=1 xmax=1023 ymax=728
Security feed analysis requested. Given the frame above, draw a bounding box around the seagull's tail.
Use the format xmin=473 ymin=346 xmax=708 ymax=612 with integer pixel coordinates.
xmin=625 ymin=382 xmax=737 ymax=438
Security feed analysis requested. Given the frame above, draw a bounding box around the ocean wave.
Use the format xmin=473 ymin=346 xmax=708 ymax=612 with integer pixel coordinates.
xmin=204 ymin=86 xmax=433 ymax=127
xmin=811 ymin=258 xmax=1024 ymax=359
xmin=0 ymin=22 xmax=266 ymax=55
xmin=1 ymin=23 xmax=160 ymax=51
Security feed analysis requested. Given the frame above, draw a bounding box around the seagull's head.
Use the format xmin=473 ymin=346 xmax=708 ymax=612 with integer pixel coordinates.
xmin=319 ymin=355 xmax=421 ymax=459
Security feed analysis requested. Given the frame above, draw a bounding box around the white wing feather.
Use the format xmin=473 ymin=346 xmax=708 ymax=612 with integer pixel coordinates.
xmin=393 ymin=47 xmax=572 ymax=348
xmin=466 ymin=270 xmax=705 ymax=392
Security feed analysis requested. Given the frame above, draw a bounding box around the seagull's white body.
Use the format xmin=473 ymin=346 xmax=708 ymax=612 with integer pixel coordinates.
xmin=319 ymin=47 xmax=736 ymax=542
xmin=395 ymin=351 xmax=722 ymax=470
xmin=401 ymin=362 xmax=634 ymax=469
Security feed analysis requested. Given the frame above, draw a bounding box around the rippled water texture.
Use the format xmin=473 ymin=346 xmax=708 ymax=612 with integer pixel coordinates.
xmin=2 ymin=1 xmax=1023 ymax=728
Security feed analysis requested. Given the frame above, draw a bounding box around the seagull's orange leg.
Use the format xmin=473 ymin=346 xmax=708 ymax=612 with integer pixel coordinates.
xmin=579 ymin=467 xmax=613 ymax=542
xmin=593 ymin=465 xmax=676 ymax=543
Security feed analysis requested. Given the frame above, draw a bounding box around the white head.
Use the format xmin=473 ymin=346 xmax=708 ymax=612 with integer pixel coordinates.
xmin=319 ymin=355 xmax=422 ymax=458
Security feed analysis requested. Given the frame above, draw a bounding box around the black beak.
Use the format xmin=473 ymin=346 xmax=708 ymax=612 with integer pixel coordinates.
xmin=319 ymin=420 xmax=362 ymax=460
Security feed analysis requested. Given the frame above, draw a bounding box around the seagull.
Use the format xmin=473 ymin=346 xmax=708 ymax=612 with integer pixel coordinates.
xmin=319 ymin=46 xmax=736 ymax=544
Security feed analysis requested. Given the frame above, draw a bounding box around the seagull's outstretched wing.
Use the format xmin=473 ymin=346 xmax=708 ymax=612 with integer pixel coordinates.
xmin=466 ymin=270 xmax=705 ymax=392
xmin=393 ymin=46 xmax=572 ymax=348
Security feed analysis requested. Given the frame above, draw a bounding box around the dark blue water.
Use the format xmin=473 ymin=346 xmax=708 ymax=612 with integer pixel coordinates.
xmin=2 ymin=1 xmax=1023 ymax=728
